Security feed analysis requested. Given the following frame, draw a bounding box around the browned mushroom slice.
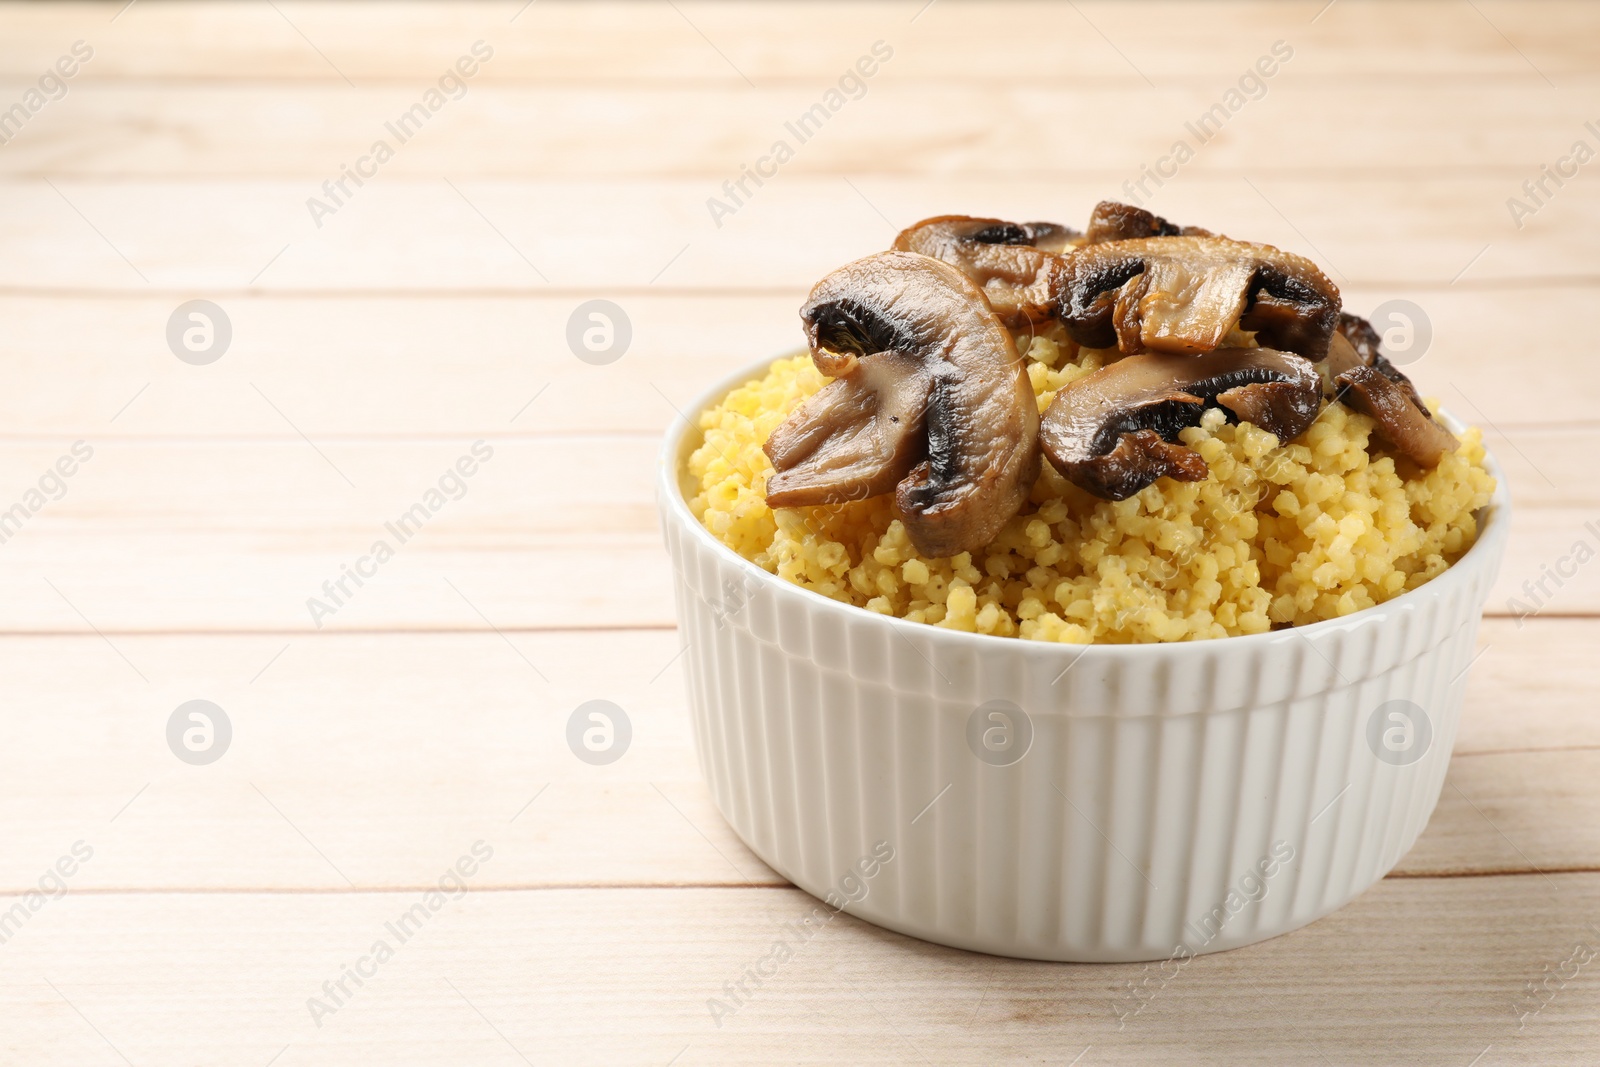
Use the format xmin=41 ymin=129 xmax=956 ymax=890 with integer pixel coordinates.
xmin=891 ymin=215 xmax=1077 ymax=328
xmin=1334 ymin=366 xmax=1458 ymax=467
xmin=1083 ymin=200 xmax=1211 ymax=244
xmin=1329 ymin=311 xmax=1425 ymax=408
xmin=1327 ymin=311 xmax=1457 ymax=467
xmin=1039 ymin=347 xmax=1323 ymax=500
xmin=1019 ymin=220 xmax=1081 ymax=253
xmin=1335 ymin=311 xmax=1382 ymax=367
xmin=1055 ymin=235 xmax=1342 ymax=360
xmin=764 ymin=251 xmax=1039 ymax=557
xmin=1324 ymin=327 xmax=1367 ymax=381
xmin=763 ymin=350 xmax=930 ymax=508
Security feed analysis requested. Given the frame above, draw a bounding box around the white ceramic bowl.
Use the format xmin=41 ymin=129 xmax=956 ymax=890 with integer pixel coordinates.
xmin=658 ymin=357 xmax=1510 ymax=963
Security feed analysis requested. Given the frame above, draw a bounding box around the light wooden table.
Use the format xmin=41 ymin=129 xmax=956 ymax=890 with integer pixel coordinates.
xmin=0 ymin=1 xmax=1595 ymax=1063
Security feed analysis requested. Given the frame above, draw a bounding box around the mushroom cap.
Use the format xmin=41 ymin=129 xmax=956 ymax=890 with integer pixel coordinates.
xmin=1330 ymin=311 xmax=1425 ymax=408
xmin=1324 ymin=326 xmax=1367 ymax=382
xmin=1335 ymin=310 xmax=1382 ymax=366
xmin=1039 ymin=346 xmax=1324 ymax=500
xmin=1054 ymin=235 xmax=1342 ymax=360
xmin=764 ymin=251 xmax=1040 ymax=557
xmin=1018 ymin=220 xmax=1081 ymax=253
xmin=1083 ymin=200 xmax=1211 ymax=244
xmin=1334 ymin=365 xmax=1459 ymax=467
xmin=892 ymin=215 xmax=1076 ymax=328
xmin=1327 ymin=312 xmax=1457 ymax=467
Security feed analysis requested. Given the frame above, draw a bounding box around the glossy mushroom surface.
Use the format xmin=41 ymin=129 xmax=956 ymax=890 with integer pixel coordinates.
xmin=1083 ymin=200 xmax=1209 ymax=243
xmin=1039 ymin=346 xmax=1323 ymax=499
xmin=1333 ymin=366 xmax=1458 ymax=467
xmin=891 ymin=215 xmax=1077 ymax=328
xmin=1328 ymin=312 xmax=1425 ymax=407
xmin=1054 ymin=235 xmax=1342 ymax=360
xmin=1327 ymin=314 xmax=1457 ymax=467
xmin=762 ymin=350 xmax=930 ymax=507
xmin=763 ymin=251 xmax=1039 ymax=557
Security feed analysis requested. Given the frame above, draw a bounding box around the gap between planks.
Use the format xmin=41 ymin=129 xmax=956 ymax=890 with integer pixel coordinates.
xmin=0 ymin=613 xmax=1590 ymax=635
xmin=0 ymin=594 xmax=1591 ymax=633
xmin=0 ymin=167 xmax=1575 ymax=182
xmin=5 ymin=277 xmax=1600 ymax=297
xmin=0 ymin=421 xmax=1594 ymax=441
xmin=0 ymin=866 xmax=1578 ymax=899
xmin=18 ymin=73 xmax=1594 ymax=90
xmin=1453 ymin=742 xmax=1600 ymax=759
xmin=0 ymin=623 xmax=681 ymax=637
xmin=0 ymin=882 xmax=785 ymax=897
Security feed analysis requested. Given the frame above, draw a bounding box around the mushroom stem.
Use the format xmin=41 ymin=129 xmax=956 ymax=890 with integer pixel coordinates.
xmin=763 ymin=351 xmax=930 ymax=508
xmin=764 ymin=251 xmax=1040 ymax=557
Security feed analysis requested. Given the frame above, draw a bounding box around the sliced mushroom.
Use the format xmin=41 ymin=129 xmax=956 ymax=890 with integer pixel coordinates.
xmin=892 ymin=215 xmax=1078 ymax=328
xmin=764 ymin=251 xmax=1040 ymax=557
xmin=763 ymin=350 xmax=930 ymax=507
xmin=1328 ymin=313 xmax=1457 ymax=466
xmin=1083 ymin=200 xmax=1210 ymax=244
xmin=1324 ymin=326 xmax=1366 ymax=382
xmin=1334 ymin=367 xmax=1458 ymax=467
xmin=1334 ymin=311 xmax=1382 ymax=368
xmin=1329 ymin=311 xmax=1424 ymax=407
xmin=1017 ymin=220 xmax=1081 ymax=253
xmin=1039 ymin=347 xmax=1323 ymax=500
xmin=1054 ymin=235 xmax=1341 ymax=360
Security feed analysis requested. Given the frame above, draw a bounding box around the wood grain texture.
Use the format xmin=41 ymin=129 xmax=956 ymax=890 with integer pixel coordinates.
xmin=0 ymin=436 xmax=1581 ymax=631
xmin=0 ymin=286 xmax=1596 ymax=436
xmin=2 ymin=176 xmax=1594 ymax=294
xmin=9 ymin=80 xmax=1600 ymax=181
xmin=1 ymin=0 xmax=1596 ymax=1061
xmin=0 ymin=876 xmax=1595 ymax=1065
xmin=0 ymin=622 xmax=1588 ymax=894
xmin=3 ymin=0 xmax=1597 ymax=83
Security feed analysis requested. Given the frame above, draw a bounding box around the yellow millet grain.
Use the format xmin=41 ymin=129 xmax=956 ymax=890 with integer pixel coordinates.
xmin=686 ymin=333 xmax=1496 ymax=644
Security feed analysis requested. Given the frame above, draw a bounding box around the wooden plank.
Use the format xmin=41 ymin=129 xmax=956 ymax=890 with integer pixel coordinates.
xmin=1456 ymin=619 xmax=1600 ymax=754
xmin=1 ymin=177 xmax=1593 ymax=294
xmin=0 ymin=435 xmax=1583 ymax=631
xmin=0 ymin=875 xmax=1593 ymax=1064
xmin=0 ymin=287 xmax=1592 ymax=438
xmin=3 ymin=0 xmax=1597 ymax=83
xmin=3 ymin=80 xmax=1598 ymax=182
xmin=1408 ymin=749 xmax=1600 ymax=877
xmin=0 ymin=2 xmax=1582 ymax=1059
xmin=1490 ymin=507 xmax=1600 ymax=617
xmin=0 ymin=622 xmax=1589 ymax=893
xmin=0 ymin=630 xmax=780 ymax=894
xmin=0 ymin=438 xmax=671 ymax=632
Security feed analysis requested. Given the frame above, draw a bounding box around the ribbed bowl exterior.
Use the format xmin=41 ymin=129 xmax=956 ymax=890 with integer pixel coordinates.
xmin=659 ymin=360 xmax=1511 ymax=963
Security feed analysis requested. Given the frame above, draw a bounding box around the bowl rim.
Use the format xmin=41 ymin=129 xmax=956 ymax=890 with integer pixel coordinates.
xmin=657 ymin=351 xmax=1512 ymax=661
